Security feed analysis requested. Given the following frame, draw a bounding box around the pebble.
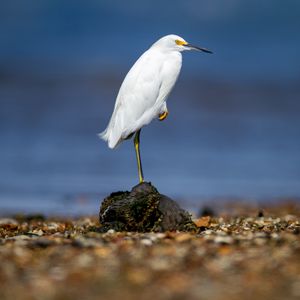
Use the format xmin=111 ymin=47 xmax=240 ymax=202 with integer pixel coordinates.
xmin=8 ymin=235 xmax=32 ymax=241
xmin=28 ymin=229 xmax=44 ymax=236
xmin=6 ymin=234 xmax=33 ymax=246
xmin=47 ymin=222 xmax=60 ymax=231
xmin=203 ymin=229 xmax=213 ymax=235
xmin=0 ymin=218 xmax=18 ymax=225
xmin=194 ymin=216 xmax=211 ymax=228
xmin=175 ymin=233 xmax=193 ymax=242
xmin=214 ymin=236 xmax=234 ymax=244
xmin=140 ymin=239 xmax=153 ymax=246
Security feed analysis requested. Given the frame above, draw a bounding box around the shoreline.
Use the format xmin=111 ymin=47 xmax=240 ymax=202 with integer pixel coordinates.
xmin=0 ymin=202 xmax=299 ymax=300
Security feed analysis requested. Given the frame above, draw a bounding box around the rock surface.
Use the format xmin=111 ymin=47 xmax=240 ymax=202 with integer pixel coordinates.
xmin=99 ymin=182 xmax=197 ymax=232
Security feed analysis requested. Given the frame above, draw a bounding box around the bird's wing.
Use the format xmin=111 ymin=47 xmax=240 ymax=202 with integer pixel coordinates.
xmin=103 ymin=49 xmax=181 ymax=148
xmin=111 ymin=49 xmax=164 ymax=137
xmin=154 ymin=52 xmax=182 ymax=109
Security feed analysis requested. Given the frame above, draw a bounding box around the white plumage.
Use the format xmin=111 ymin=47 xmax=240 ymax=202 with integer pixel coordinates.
xmin=99 ymin=34 xmax=212 ymax=182
xmin=100 ymin=35 xmax=184 ymax=149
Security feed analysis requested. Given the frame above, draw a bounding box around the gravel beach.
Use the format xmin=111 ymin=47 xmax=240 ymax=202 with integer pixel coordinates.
xmin=0 ymin=202 xmax=299 ymax=300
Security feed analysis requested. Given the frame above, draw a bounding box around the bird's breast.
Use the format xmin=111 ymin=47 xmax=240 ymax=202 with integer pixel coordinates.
xmin=113 ymin=50 xmax=182 ymax=133
xmin=156 ymin=51 xmax=182 ymax=99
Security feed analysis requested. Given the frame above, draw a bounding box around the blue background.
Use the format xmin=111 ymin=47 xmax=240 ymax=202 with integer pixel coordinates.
xmin=0 ymin=0 xmax=299 ymax=214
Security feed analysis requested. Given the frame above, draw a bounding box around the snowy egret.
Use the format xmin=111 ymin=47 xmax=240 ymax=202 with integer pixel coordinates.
xmin=100 ymin=34 xmax=212 ymax=183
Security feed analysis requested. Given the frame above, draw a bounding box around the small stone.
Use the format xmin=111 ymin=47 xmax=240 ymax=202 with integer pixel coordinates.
xmin=8 ymin=235 xmax=31 ymax=241
xmin=140 ymin=239 xmax=153 ymax=246
xmin=30 ymin=229 xmax=44 ymax=236
xmin=6 ymin=235 xmax=33 ymax=246
xmin=194 ymin=216 xmax=211 ymax=228
xmin=203 ymin=229 xmax=213 ymax=235
xmin=175 ymin=233 xmax=193 ymax=242
xmin=156 ymin=233 xmax=166 ymax=239
xmin=0 ymin=218 xmax=18 ymax=225
xmin=257 ymin=210 xmax=264 ymax=217
xmin=271 ymin=233 xmax=280 ymax=240
xmin=214 ymin=236 xmax=234 ymax=244
xmin=47 ymin=223 xmax=59 ymax=231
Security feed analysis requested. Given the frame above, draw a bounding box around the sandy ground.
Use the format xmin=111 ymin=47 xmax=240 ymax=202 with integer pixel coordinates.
xmin=0 ymin=202 xmax=299 ymax=300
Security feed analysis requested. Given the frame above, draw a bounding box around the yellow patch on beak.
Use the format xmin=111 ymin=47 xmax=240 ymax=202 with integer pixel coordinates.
xmin=175 ymin=39 xmax=188 ymax=46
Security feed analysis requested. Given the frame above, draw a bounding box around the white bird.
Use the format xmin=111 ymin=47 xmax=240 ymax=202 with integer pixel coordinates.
xmin=100 ymin=34 xmax=212 ymax=183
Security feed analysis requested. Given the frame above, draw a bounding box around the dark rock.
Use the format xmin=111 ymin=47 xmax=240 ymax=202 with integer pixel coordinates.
xmin=199 ymin=206 xmax=215 ymax=217
xmin=257 ymin=210 xmax=264 ymax=218
xmin=99 ymin=182 xmax=197 ymax=232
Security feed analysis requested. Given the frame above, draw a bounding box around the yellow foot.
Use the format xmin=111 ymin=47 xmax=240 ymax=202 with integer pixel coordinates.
xmin=158 ymin=111 xmax=168 ymax=121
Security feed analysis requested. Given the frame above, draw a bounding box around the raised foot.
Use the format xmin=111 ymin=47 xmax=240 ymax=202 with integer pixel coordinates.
xmin=158 ymin=111 xmax=168 ymax=121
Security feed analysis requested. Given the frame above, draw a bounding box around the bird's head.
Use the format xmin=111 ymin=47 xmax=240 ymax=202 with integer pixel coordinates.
xmin=152 ymin=34 xmax=213 ymax=54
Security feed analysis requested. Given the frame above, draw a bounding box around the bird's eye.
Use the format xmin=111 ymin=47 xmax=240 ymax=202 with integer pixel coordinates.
xmin=175 ymin=39 xmax=187 ymax=46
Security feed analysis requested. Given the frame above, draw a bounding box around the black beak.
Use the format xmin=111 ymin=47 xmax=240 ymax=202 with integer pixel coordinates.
xmin=185 ymin=43 xmax=213 ymax=54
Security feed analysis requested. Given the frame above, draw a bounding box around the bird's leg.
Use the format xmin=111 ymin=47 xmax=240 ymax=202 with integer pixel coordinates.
xmin=158 ymin=110 xmax=169 ymax=121
xmin=134 ymin=129 xmax=144 ymax=183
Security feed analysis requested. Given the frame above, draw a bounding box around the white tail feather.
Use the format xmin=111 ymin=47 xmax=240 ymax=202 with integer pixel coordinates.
xmin=98 ymin=127 xmax=122 ymax=149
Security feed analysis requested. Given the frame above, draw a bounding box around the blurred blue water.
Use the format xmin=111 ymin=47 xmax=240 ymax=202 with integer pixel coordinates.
xmin=0 ymin=1 xmax=300 ymax=215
